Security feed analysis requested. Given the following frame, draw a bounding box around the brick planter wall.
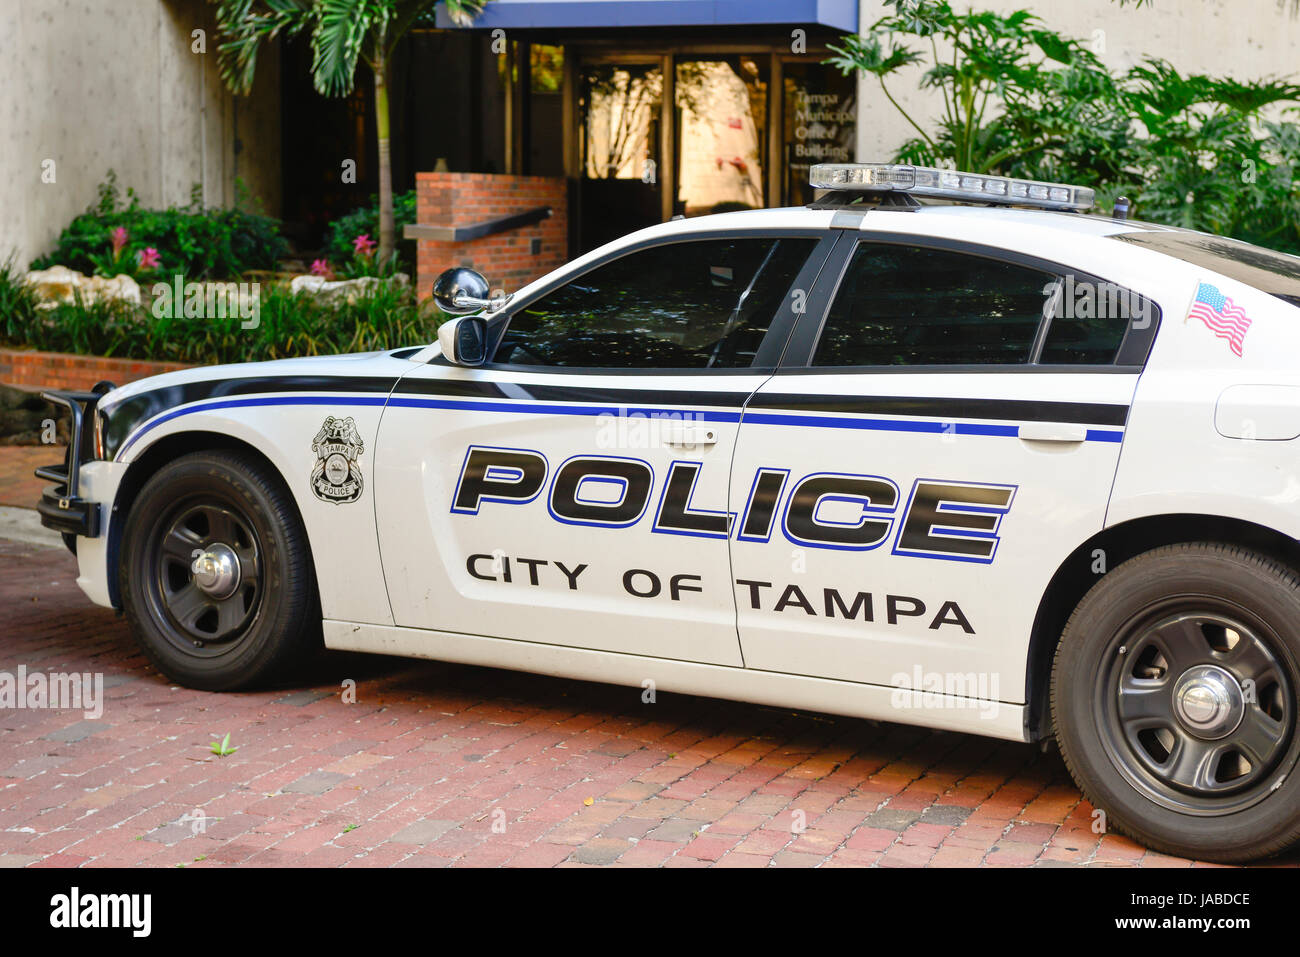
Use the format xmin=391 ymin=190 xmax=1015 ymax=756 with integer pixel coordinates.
xmin=0 ymin=348 xmax=194 ymax=391
xmin=413 ymin=172 xmax=568 ymax=301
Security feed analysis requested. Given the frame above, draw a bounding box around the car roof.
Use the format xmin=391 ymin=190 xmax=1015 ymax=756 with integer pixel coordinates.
xmin=499 ymin=202 xmax=1164 ymax=307
xmin=627 ymin=202 xmax=1174 ymax=243
xmin=509 ymin=200 xmax=1298 ymax=309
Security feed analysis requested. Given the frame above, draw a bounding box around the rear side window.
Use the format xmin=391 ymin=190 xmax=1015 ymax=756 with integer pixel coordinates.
xmin=494 ymin=237 xmax=816 ymax=369
xmin=814 ymin=241 xmax=1139 ymax=367
xmin=813 ymin=243 xmax=1055 ymax=366
xmin=1038 ymin=277 xmax=1143 ymax=364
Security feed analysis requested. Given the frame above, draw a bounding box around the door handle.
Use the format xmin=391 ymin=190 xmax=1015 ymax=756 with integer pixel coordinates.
xmin=663 ymin=425 xmax=720 ymax=447
xmin=1018 ymin=422 xmax=1088 ymax=443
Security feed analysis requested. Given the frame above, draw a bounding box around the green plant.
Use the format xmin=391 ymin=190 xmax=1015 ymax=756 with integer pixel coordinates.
xmin=0 ymin=265 xmax=446 ymax=364
xmin=0 ymin=255 xmax=39 ymax=334
xmin=827 ymin=0 xmax=1300 ymax=253
xmin=210 ymin=733 xmax=238 ymax=757
xmin=826 ymin=3 xmax=1120 ymax=176
xmin=32 ymin=172 xmax=288 ymax=279
xmin=212 ymin=0 xmax=486 ymax=265
xmin=324 ymin=189 xmax=417 ymax=271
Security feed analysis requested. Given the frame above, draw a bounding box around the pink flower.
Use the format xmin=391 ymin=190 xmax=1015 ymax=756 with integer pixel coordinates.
xmin=110 ymin=226 xmax=128 ymax=258
xmin=352 ymin=233 xmax=376 ymax=258
xmin=310 ymin=258 xmax=334 ymax=278
xmin=137 ymin=247 xmax=161 ymax=271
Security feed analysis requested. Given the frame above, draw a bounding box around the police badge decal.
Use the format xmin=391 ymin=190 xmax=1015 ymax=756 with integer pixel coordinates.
xmin=310 ymin=416 xmax=364 ymax=504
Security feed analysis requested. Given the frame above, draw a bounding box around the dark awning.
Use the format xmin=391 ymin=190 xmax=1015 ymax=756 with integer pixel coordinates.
xmin=436 ymin=0 xmax=857 ymax=33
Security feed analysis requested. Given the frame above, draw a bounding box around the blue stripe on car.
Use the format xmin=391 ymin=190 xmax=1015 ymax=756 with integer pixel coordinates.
xmin=115 ymin=393 xmax=1126 ymax=460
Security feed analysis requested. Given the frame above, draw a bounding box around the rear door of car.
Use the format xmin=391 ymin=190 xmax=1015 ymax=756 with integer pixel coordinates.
xmin=375 ymin=228 xmax=836 ymax=666
xmin=728 ymin=230 xmax=1158 ymax=699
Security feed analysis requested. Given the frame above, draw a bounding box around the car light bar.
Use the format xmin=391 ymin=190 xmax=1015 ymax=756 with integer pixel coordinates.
xmin=809 ymin=163 xmax=1095 ymax=212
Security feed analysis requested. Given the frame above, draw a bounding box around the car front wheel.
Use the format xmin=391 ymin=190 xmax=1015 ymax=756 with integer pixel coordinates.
xmin=119 ymin=450 xmax=320 ymax=691
xmin=1052 ymin=542 xmax=1300 ymax=863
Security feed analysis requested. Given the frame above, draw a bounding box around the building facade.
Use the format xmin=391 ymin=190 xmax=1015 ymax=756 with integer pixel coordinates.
xmin=4 ymin=0 xmax=1300 ymax=277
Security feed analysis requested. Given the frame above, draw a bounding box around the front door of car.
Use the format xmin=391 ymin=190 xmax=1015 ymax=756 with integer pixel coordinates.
xmin=375 ymin=231 xmax=832 ymax=665
xmin=728 ymin=236 xmax=1157 ymax=699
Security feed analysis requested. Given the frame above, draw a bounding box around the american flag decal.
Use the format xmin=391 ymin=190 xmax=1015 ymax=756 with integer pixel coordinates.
xmin=1187 ymin=282 xmax=1252 ymax=356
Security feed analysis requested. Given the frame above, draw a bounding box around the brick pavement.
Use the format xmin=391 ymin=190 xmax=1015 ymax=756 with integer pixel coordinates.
xmin=4 ymin=532 xmax=1283 ymax=869
xmin=0 ymin=446 xmax=58 ymax=509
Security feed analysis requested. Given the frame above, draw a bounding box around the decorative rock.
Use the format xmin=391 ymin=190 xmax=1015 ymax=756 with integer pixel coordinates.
xmin=88 ymin=273 xmax=142 ymax=306
xmin=288 ymin=274 xmax=327 ymax=296
xmin=290 ymin=272 xmax=410 ymax=306
xmin=24 ymin=266 xmax=141 ymax=308
xmin=23 ymin=265 xmax=82 ymax=308
xmin=0 ymin=384 xmax=65 ymax=446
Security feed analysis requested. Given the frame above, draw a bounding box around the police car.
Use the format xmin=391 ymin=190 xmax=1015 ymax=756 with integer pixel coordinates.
xmin=35 ymin=163 xmax=1300 ymax=862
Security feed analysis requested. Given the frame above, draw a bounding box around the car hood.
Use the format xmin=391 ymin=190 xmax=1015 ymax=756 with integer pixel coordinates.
xmin=95 ymin=349 xmax=420 ymax=462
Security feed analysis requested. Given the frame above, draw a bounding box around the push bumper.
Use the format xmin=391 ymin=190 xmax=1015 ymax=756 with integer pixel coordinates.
xmin=35 ymin=389 xmax=108 ymax=542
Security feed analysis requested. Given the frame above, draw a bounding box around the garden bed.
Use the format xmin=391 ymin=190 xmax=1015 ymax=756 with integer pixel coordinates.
xmin=1 ymin=260 xmax=440 ymax=368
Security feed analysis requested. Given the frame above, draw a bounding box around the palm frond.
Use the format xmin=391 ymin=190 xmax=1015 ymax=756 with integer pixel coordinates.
xmin=211 ymin=0 xmax=313 ymax=94
xmin=311 ymin=0 xmax=387 ymax=95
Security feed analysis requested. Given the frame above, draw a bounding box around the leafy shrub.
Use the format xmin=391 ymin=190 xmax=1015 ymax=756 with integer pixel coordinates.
xmin=31 ymin=172 xmax=288 ymax=280
xmin=324 ymin=190 xmax=417 ymax=273
xmin=0 ymin=260 xmax=444 ymax=366
xmin=827 ymin=0 xmax=1300 ymax=254
xmin=0 ymin=255 xmax=39 ymax=333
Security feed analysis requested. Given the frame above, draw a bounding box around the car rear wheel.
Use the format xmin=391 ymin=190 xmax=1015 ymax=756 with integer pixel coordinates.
xmin=1052 ymin=542 xmax=1300 ymax=863
xmin=119 ymin=450 xmax=320 ymax=690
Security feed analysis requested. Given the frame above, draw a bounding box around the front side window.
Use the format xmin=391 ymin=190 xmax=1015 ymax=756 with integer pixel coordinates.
xmin=493 ymin=237 xmax=816 ymax=369
xmin=813 ymin=243 xmax=1055 ymax=367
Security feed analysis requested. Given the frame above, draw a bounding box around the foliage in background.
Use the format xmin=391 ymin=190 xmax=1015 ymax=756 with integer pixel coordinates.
xmin=324 ymin=189 xmax=417 ymax=272
xmin=0 ymin=258 xmax=441 ymax=365
xmin=210 ymin=0 xmax=485 ymax=266
xmin=31 ymin=172 xmax=288 ymax=279
xmin=827 ymin=0 xmax=1300 ymax=254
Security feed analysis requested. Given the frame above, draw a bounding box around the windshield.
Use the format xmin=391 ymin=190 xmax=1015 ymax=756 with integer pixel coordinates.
xmin=1110 ymin=231 xmax=1300 ymax=308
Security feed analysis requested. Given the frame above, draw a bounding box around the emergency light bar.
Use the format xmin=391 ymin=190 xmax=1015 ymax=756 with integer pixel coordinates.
xmin=809 ymin=163 xmax=1095 ymax=212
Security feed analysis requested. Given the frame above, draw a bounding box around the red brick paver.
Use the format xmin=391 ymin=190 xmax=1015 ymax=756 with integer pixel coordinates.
xmin=0 ymin=533 xmax=1292 ymax=869
xmin=0 ymin=446 xmax=58 ymax=509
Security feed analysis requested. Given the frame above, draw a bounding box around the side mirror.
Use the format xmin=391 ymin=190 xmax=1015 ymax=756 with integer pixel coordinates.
xmin=437 ymin=315 xmax=488 ymax=366
xmin=432 ymin=267 xmax=493 ymax=315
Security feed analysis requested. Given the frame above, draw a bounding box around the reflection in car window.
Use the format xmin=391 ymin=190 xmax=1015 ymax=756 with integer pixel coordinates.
xmin=493 ymin=237 xmax=816 ymax=368
xmin=814 ymin=243 xmax=1055 ymax=366
xmin=1038 ymin=277 xmax=1136 ymax=364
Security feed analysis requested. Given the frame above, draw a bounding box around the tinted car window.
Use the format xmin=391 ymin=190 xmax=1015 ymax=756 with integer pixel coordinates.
xmin=813 ymin=243 xmax=1056 ymax=366
xmin=1037 ymin=277 xmax=1142 ymax=364
xmin=493 ymin=237 xmax=816 ymax=369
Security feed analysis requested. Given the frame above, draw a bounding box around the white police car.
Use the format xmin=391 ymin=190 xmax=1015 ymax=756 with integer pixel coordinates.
xmin=37 ymin=163 xmax=1300 ymax=862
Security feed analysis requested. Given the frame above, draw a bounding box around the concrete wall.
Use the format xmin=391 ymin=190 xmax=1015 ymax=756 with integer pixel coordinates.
xmin=855 ymin=0 xmax=1300 ymax=164
xmin=0 ymin=0 xmax=282 ymax=269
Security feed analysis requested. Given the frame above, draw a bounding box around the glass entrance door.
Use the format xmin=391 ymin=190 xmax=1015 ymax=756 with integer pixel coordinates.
xmin=577 ymin=60 xmax=663 ymax=252
xmin=674 ymin=56 xmax=769 ymax=217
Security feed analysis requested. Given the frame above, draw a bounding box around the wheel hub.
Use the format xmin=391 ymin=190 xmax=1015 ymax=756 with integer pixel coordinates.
xmin=1172 ymin=664 xmax=1244 ymax=740
xmin=191 ymin=542 xmax=241 ymax=600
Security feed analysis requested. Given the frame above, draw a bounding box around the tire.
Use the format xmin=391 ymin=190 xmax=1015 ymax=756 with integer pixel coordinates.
xmin=1052 ymin=542 xmax=1300 ymax=863
xmin=119 ymin=450 xmax=320 ymax=691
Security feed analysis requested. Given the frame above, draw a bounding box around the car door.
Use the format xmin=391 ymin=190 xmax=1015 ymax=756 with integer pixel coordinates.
xmin=374 ymin=229 xmax=833 ymax=665
xmin=728 ymin=234 xmax=1158 ymax=698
